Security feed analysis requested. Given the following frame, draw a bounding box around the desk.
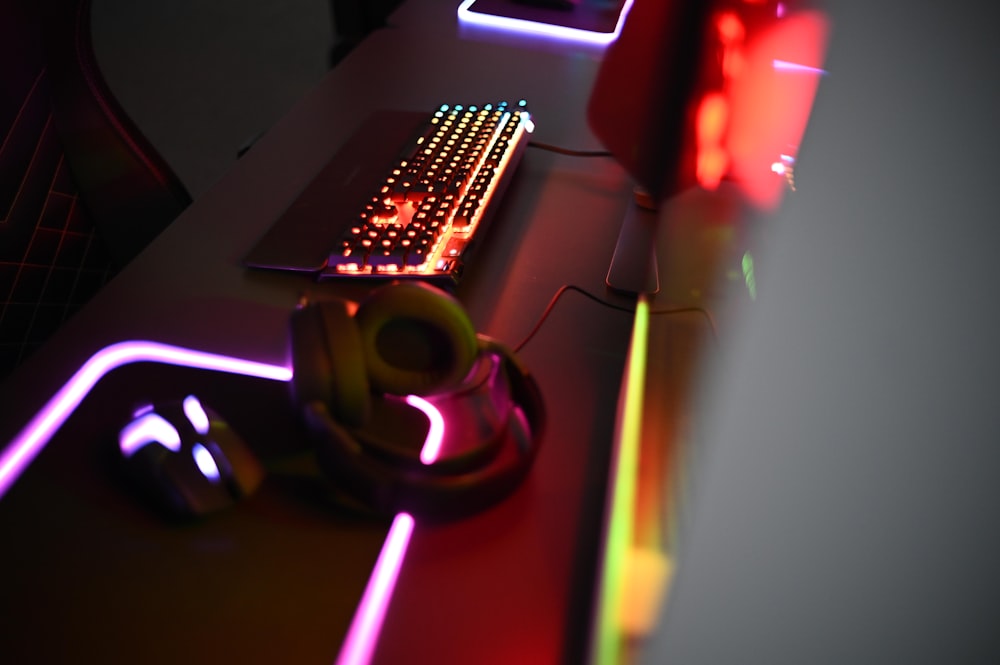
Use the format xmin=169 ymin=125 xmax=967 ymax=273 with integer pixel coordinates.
xmin=0 ymin=5 xmax=658 ymax=664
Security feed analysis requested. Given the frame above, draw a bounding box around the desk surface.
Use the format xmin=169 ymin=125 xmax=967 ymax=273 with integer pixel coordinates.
xmin=0 ymin=5 xmax=659 ymax=664
xmin=14 ymin=4 xmax=992 ymax=664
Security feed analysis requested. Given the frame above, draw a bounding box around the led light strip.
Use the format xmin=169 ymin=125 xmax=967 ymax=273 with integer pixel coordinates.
xmin=335 ymin=512 xmax=416 ymax=665
xmin=0 ymin=341 xmax=292 ymax=500
xmin=0 ymin=339 xmax=441 ymax=665
xmin=457 ymin=0 xmax=634 ymax=46
xmin=337 ymin=393 xmax=446 ymax=665
xmin=591 ymin=296 xmax=649 ymax=665
xmin=408 ymin=395 xmax=446 ymax=465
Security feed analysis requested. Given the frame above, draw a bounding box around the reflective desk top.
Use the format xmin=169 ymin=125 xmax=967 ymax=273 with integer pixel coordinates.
xmin=0 ymin=6 xmax=654 ymax=664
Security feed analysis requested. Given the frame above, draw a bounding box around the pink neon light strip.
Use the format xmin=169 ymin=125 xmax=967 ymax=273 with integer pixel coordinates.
xmin=334 ymin=396 xmax=446 ymax=665
xmin=0 ymin=341 xmax=292 ymax=500
xmin=457 ymin=0 xmax=634 ymax=46
xmin=0 ymin=339 xmax=440 ymax=665
xmin=407 ymin=395 xmax=446 ymax=465
xmin=335 ymin=512 xmax=416 ymax=665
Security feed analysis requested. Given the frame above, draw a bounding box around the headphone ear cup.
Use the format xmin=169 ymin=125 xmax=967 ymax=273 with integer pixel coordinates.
xmin=302 ymin=339 xmax=546 ymax=521
xmin=353 ymin=282 xmax=479 ymax=396
xmin=289 ymin=299 xmax=371 ymax=427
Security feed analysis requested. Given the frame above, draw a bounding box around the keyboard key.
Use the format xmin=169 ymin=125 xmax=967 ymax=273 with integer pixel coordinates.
xmin=323 ymin=101 xmax=534 ymax=283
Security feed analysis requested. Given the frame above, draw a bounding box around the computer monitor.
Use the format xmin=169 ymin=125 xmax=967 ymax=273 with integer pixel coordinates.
xmin=584 ymin=2 xmax=832 ymax=662
xmin=587 ymin=0 xmax=830 ymax=293
xmin=638 ymin=0 xmax=1000 ymax=662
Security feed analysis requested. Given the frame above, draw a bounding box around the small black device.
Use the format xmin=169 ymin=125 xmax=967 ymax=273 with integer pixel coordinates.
xmin=117 ymin=395 xmax=266 ymax=518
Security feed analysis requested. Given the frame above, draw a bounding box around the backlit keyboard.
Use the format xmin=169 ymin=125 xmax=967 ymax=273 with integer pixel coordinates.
xmin=327 ymin=100 xmax=534 ymax=282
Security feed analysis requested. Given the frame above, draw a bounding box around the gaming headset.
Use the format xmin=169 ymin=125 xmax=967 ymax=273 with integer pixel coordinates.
xmin=288 ymin=281 xmax=545 ymax=521
xmin=116 ymin=281 xmax=544 ymax=522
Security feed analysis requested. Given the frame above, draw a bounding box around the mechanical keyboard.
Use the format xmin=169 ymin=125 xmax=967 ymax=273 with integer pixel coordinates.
xmin=243 ymin=101 xmax=534 ymax=285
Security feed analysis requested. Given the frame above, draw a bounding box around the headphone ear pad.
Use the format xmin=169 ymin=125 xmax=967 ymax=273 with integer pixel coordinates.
xmin=354 ymin=282 xmax=479 ymax=396
xmin=303 ymin=339 xmax=547 ymax=520
xmin=289 ymin=299 xmax=371 ymax=427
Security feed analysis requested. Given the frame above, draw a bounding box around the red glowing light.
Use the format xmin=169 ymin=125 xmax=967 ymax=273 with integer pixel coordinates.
xmin=716 ymin=12 xmax=745 ymax=44
xmin=695 ymin=93 xmax=731 ymax=191
xmin=696 ymin=92 xmax=729 ymax=146
xmin=690 ymin=6 xmax=830 ymax=207
xmin=727 ymin=10 xmax=830 ymax=210
xmin=696 ymin=146 xmax=730 ymax=192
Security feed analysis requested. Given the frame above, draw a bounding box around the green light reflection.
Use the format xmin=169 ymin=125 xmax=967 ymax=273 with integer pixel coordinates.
xmin=593 ymin=297 xmax=650 ymax=665
xmin=742 ymin=251 xmax=757 ymax=301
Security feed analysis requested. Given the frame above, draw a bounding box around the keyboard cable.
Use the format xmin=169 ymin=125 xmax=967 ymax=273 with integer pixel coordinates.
xmin=511 ymin=284 xmax=718 ymax=353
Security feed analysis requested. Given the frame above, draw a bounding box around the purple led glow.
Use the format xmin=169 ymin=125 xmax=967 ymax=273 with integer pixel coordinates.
xmin=118 ymin=413 xmax=182 ymax=457
xmin=183 ymin=395 xmax=211 ymax=435
xmin=192 ymin=443 xmax=222 ymax=482
xmin=457 ymin=0 xmax=634 ymax=46
xmin=0 ymin=340 xmax=291 ymax=500
xmin=335 ymin=512 xmax=416 ymax=665
xmin=1 ymin=338 xmax=427 ymax=665
xmin=332 ymin=396 xmax=445 ymax=665
xmin=133 ymin=404 xmax=154 ymax=417
xmin=773 ymin=59 xmax=828 ymax=75
xmin=406 ymin=395 xmax=446 ymax=465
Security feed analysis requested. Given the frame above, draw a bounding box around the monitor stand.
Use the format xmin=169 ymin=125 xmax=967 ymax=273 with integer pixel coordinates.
xmin=605 ymin=198 xmax=660 ymax=295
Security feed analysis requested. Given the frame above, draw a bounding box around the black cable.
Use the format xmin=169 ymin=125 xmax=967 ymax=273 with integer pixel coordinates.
xmin=527 ymin=140 xmax=613 ymax=158
xmin=651 ymin=305 xmax=719 ymax=341
xmin=520 ymin=144 xmax=720 ymax=347
xmin=512 ymin=284 xmax=718 ymax=353
xmin=512 ymin=285 xmax=627 ymax=353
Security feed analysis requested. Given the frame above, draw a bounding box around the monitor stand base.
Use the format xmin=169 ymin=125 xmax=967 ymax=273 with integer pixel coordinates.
xmin=605 ymin=201 xmax=660 ymax=296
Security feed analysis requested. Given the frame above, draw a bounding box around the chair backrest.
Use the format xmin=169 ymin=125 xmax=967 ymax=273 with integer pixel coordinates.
xmin=1 ymin=0 xmax=191 ymax=377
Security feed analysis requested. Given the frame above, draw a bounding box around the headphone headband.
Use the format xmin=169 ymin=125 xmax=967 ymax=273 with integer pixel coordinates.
xmin=304 ymin=337 xmax=545 ymax=521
